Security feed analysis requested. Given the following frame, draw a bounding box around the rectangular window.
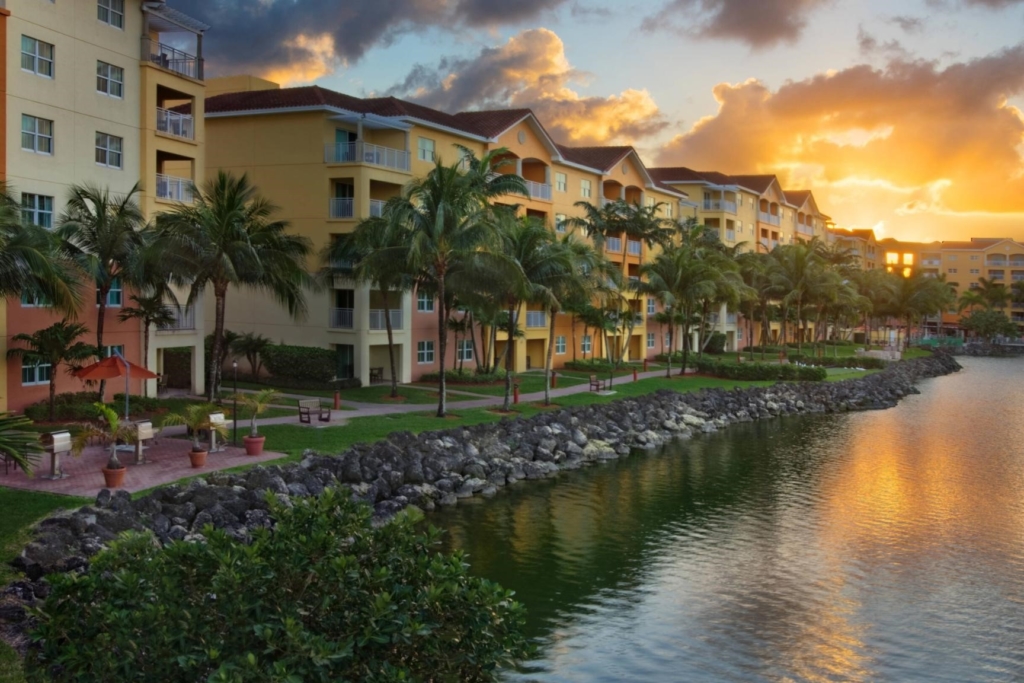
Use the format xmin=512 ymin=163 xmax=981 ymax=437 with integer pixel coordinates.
xmin=647 ymin=332 xmax=655 ymax=349
xmin=96 ymin=61 xmax=124 ymax=98
xmin=21 ymin=193 xmax=54 ymax=228
xmin=417 ymin=137 xmax=435 ymax=162
xmin=970 ymin=255 xmax=979 ymax=261
xmin=581 ymin=335 xmax=592 ymax=354
xmin=97 ymin=277 xmax=122 ymax=307
xmin=21 ymin=291 xmax=50 ymax=307
xmin=21 ymin=115 xmax=53 ymax=154
xmin=555 ymin=213 xmax=567 ymax=233
xmin=21 ymin=36 xmax=54 ymax=77
xmin=581 ymin=179 xmax=592 ymax=198
xmin=970 ymin=268 xmax=980 ymax=275
xmin=647 ymin=298 xmax=656 ymax=315
xmin=416 ymin=291 xmax=434 ymax=312
xmin=948 ymin=255 xmax=957 ymax=261
xmin=457 ymin=340 xmax=473 ymax=362
xmin=22 ymin=361 xmax=52 ymax=386
xmin=947 ymin=268 xmax=957 ymax=274
xmin=97 ymin=0 xmax=124 ymax=28
xmin=555 ymin=172 xmax=567 ymax=193
xmin=555 ymin=335 xmax=566 ymax=355
xmin=95 ymin=132 xmax=123 ymax=168
xmin=417 ymin=340 xmax=435 ymax=364
xmin=665 ymin=332 xmax=671 ymax=347
xmin=103 ymin=345 xmax=125 ymax=358
xmin=646 ymin=197 xmax=655 ymax=208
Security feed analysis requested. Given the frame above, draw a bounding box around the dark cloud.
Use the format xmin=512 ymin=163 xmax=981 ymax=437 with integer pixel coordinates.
xmin=888 ymin=15 xmax=925 ymax=32
xmin=926 ymin=0 xmax=1024 ymax=8
xmin=570 ymin=2 xmax=613 ymax=19
xmin=170 ymin=0 xmax=569 ymax=81
xmin=857 ymin=27 xmax=910 ymax=59
xmin=640 ymin=0 xmax=831 ymax=49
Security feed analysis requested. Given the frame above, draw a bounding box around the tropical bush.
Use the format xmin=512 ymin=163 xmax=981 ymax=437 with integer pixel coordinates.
xmin=261 ymin=344 xmax=337 ymax=384
xmin=693 ymin=359 xmax=827 ymax=381
xmin=705 ymin=331 xmax=726 ymax=355
xmin=798 ymin=357 xmax=888 ymax=370
xmin=25 ymin=490 xmax=530 ymax=682
xmin=564 ymin=359 xmax=617 ymax=373
xmin=420 ymin=368 xmax=508 ymax=384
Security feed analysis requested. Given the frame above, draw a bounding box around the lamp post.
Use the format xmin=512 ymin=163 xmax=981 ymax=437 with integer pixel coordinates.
xmin=232 ymin=361 xmax=238 ymax=446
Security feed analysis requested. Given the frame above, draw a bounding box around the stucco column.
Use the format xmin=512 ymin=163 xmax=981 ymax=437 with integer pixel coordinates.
xmin=544 ymin=166 xmax=551 ymax=184
xmin=515 ymin=158 xmax=523 ymax=176
xmin=192 ymin=340 xmax=206 ymax=397
xmin=355 ymin=286 xmax=371 ymax=386
xmin=400 ymin=291 xmax=413 ymax=384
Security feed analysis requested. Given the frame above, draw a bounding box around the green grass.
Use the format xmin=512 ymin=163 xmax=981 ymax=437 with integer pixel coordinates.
xmin=429 ymin=373 xmax=587 ymax=398
xmin=0 ymin=641 xmax=25 ymax=683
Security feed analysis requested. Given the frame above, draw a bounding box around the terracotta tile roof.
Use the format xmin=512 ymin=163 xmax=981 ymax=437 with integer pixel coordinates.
xmin=555 ymin=144 xmax=633 ymax=172
xmin=452 ymin=109 xmax=532 ymax=138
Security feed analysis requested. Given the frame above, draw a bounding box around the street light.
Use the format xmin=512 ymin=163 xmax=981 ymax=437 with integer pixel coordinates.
xmin=232 ymin=360 xmax=238 ymax=446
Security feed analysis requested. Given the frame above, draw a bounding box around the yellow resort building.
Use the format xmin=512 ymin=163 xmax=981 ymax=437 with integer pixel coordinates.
xmin=829 ymin=228 xmax=881 ymax=271
xmin=0 ymin=0 xmax=208 ymax=411
xmin=200 ymin=77 xmax=688 ymax=385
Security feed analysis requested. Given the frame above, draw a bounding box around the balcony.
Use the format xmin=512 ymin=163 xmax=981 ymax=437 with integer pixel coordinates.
xmin=627 ymin=240 xmax=642 ymax=256
xmin=986 ymin=259 xmax=1008 ymax=267
xmin=525 ymin=180 xmax=552 ymax=201
xmin=330 ymin=308 xmax=354 ymax=330
xmin=1013 ymin=272 xmax=1024 ymax=282
xmin=330 ymin=198 xmax=354 ymax=219
xmin=525 ymin=311 xmax=547 ymax=328
xmin=922 ymin=258 xmax=941 ymax=266
xmin=325 ymin=141 xmax=410 ymax=172
xmin=156 ymin=107 xmax=194 ymax=140
xmin=370 ymin=199 xmax=386 ymax=217
xmin=758 ymin=212 xmax=781 ymax=226
xmin=157 ymin=305 xmax=195 ymax=332
xmin=142 ymin=38 xmax=203 ymax=80
xmin=703 ymin=200 xmax=737 ymax=214
xmin=725 ymin=230 xmax=736 ymax=242
xmin=606 ymin=237 xmax=623 ymax=252
xmin=726 ymin=313 xmax=737 ymax=325
xmin=796 ymin=224 xmax=814 ymax=235
xmin=369 ymin=309 xmax=403 ymax=331
xmin=155 ymin=174 xmax=193 ymax=202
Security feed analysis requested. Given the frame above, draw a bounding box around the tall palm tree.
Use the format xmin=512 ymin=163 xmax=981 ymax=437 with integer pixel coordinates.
xmin=7 ymin=321 xmax=96 ymax=420
xmin=737 ymin=252 xmax=772 ymax=360
xmin=117 ymin=293 xmax=176 ymax=397
xmin=976 ymin=277 xmax=1010 ymax=311
xmin=231 ymin=331 xmax=272 ymax=380
xmin=0 ymin=412 xmax=44 ymax=475
xmin=157 ymin=172 xmax=314 ymax=399
xmin=56 ymin=183 xmax=147 ymax=399
xmin=770 ymin=241 xmax=821 ymax=354
xmin=639 ymin=252 xmax=684 ymax=377
xmin=957 ymin=289 xmax=986 ymax=314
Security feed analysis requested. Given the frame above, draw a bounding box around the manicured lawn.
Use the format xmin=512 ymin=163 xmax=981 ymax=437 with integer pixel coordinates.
xmin=433 ymin=373 xmax=587 ymax=398
xmin=232 ymin=381 xmax=435 ymax=406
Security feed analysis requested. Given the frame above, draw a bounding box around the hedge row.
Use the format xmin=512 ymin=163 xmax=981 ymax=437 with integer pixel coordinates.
xmin=564 ymin=359 xmax=617 ymax=373
xmin=419 ymin=369 xmax=508 ymax=384
xmin=693 ymin=359 xmax=827 ymax=381
xmin=788 ymin=356 xmax=888 ymax=369
xmin=25 ymin=393 xmax=174 ymax=422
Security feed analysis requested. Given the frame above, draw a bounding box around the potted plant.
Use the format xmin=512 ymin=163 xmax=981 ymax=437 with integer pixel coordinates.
xmin=232 ymin=388 xmax=279 ymax=456
xmin=161 ymin=403 xmax=227 ymax=468
xmin=72 ymin=403 xmax=138 ymax=489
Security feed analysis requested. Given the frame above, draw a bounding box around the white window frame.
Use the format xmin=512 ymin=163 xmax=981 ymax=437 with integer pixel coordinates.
xmin=581 ymin=335 xmax=592 ymax=354
xmin=417 ymin=137 xmax=435 ymax=162
xmin=647 ymin=298 xmax=656 ymax=315
xmin=21 ymin=115 xmax=53 ymax=155
xmin=22 ymin=361 xmax=52 ymax=386
xmin=647 ymin=332 xmax=655 ymax=349
xmin=555 ymin=213 xmax=567 ymax=233
xmin=96 ymin=61 xmax=124 ymax=98
xmin=970 ymin=269 xmax=980 ymax=275
xmin=21 ymin=36 xmax=54 ymax=78
xmin=98 ymin=277 xmax=123 ymax=307
xmin=21 ymin=193 xmax=54 ymax=229
xmin=21 ymin=291 xmax=50 ymax=307
xmin=416 ymin=291 xmax=434 ymax=312
xmin=417 ymin=340 xmax=435 ymax=364
xmin=555 ymin=335 xmax=566 ymax=355
xmin=98 ymin=0 xmax=125 ymax=28
xmin=665 ymin=332 xmax=671 ymax=347
xmin=104 ymin=345 xmax=125 ymax=358
xmin=555 ymin=172 xmax=567 ymax=193
xmin=581 ymin=179 xmax=592 ymax=198
xmin=947 ymin=268 xmax=957 ymax=274
xmin=457 ymin=340 xmax=473 ymax=362
xmin=666 ymin=204 xmax=673 ymax=218
xmin=95 ymin=132 xmax=123 ymax=168
xmin=969 ymin=255 xmax=979 ymax=261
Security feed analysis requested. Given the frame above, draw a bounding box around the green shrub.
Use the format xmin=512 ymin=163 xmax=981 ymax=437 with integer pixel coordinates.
xmin=742 ymin=345 xmax=784 ymax=354
xmin=800 ymin=357 xmax=888 ymax=370
xmin=705 ymin=332 xmax=726 ymax=355
xmin=564 ymin=359 xmax=617 ymax=373
xmin=262 ymin=344 xmax=337 ymax=384
xmin=26 ymin=489 xmax=530 ymax=682
xmin=420 ymin=369 xmax=508 ymax=384
xmin=693 ymin=359 xmax=827 ymax=381
xmin=24 ymin=392 xmax=105 ymax=422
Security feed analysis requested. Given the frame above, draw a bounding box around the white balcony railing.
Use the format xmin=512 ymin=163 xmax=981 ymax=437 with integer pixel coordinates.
xmin=155 ymin=174 xmax=193 ymax=202
xmin=922 ymin=259 xmax=941 ymax=266
xmin=726 ymin=313 xmax=737 ymax=325
xmin=330 ymin=198 xmax=354 ymax=219
xmin=369 ymin=199 xmax=386 ymax=217
xmin=369 ymin=309 xmax=403 ymax=331
xmin=142 ymin=38 xmax=202 ymax=80
xmin=797 ymin=224 xmax=814 ymax=235
xmin=525 ymin=180 xmax=552 ymax=201
xmin=627 ymin=240 xmax=642 ymax=255
xmin=606 ymin=237 xmax=623 ymax=252
xmin=525 ymin=311 xmax=547 ymax=328
xmin=156 ymin=107 xmax=194 ymax=140
xmin=1013 ymin=273 xmax=1024 ymax=282
xmin=703 ymin=200 xmax=737 ymax=213
xmin=157 ymin=305 xmax=195 ymax=332
xmin=324 ymin=141 xmax=411 ymax=172
xmin=330 ymin=308 xmax=354 ymax=329
xmin=759 ymin=212 xmax=781 ymax=226
xmin=986 ymin=259 xmax=1007 ymax=266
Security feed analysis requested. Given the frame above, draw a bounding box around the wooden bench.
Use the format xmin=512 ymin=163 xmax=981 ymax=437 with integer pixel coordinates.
xmin=369 ymin=367 xmax=384 ymax=384
xmin=589 ymin=375 xmax=605 ymax=392
xmin=298 ymin=398 xmax=331 ymax=424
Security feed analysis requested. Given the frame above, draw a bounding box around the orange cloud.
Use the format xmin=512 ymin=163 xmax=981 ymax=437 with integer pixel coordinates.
xmin=263 ymin=34 xmax=338 ymax=86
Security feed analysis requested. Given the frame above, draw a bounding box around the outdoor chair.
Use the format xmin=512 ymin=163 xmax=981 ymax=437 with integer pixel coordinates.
xmin=298 ymin=398 xmax=331 ymax=424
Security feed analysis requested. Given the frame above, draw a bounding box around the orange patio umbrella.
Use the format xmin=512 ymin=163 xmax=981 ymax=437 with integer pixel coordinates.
xmin=74 ymin=353 xmax=158 ymax=420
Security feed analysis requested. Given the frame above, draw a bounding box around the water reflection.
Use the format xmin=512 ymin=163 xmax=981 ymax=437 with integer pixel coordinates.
xmin=433 ymin=357 xmax=1024 ymax=682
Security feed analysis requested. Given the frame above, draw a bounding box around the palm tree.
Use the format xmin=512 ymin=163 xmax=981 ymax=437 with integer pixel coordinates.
xmin=770 ymin=241 xmax=821 ymax=354
xmin=852 ymin=268 xmax=893 ymax=348
xmin=231 ymin=332 xmax=272 ymax=380
xmin=887 ymin=272 xmax=954 ymax=348
xmin=117 ymin=294 xmax=176 ymax=397
xmin=737 ymin=252 xmax=772 ymax=360
xmin=976 ymin=277 xmax=1010 ymax=311
xmin=157 ymin=172 xmax=314 ymax=399
xmin=639 ymin=252 xmax=684 ymax=377
xmin=0 ymin=412 xmax=44 ymax=475
xmin=56 ymin=183 xmax=148 ymax=399
xmin=957 ymin=289 xmax=986 ymax=314
xmin=7 ymin=321 xmax=96 ymax=420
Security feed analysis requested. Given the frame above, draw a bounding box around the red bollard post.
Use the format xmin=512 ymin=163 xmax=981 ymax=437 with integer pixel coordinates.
xmin=513 ymin=383 xmax=520 ymax=405
xmin=333 ymin=390 xmax=341 ymax=410
xmin=633 ymin=368 xmax=638 ymax=382
xmin=550 ymin=372 xmax=557 ymax=389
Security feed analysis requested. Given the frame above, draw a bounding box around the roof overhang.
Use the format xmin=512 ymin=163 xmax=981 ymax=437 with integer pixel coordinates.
xmin=328 ymin=111 xmax=413 ymax=131
xmin=143 ymin=3 xmax=209 ymax=33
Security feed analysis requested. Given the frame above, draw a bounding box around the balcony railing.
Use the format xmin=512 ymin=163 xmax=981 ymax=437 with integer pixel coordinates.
xmin=726 ymin=313 xmax=737 ymax=325
xmin=796 ymin=224 xmax=814 ymax=235
xmin=525 ymin=311 xmax=547 ymax=328
xmin=1010 ymin=260 xmax=1024 ymax=267
xmin=606 ymin=237 xmax=623 ymax=252
xmin=156 ymin=107 xmax=194 ymax=140
xmin=324 ymin=141 xmax=410 ymax=172
xmin=922 ymin=259 xmax=941 ymax=266
xmin=330 ymin=308 xmax=354 ymax=329
xmin=703 ymin=200 xmax=737 ymax=213
xmin=155 ymin=174 xmax=193 ymax=202
xmin=525 ymin=180 xmax=552 ymax=201
xmin=986 ymin=259 xmax=1007 ymax=266
xmin=1013 ymin=273 xmax=1024 ymax=282
xmin=142 ymin=37 xmax=203 ymax=80
xmin=369 ymin=309 xmax=403 ymax=331
xmin=758 ymin=212 xmax=781 ymax=226
xmin=370 ymin=199 xmax=386 ymax=217
xmin=157 ymin=305 xmax=195 ymax=332
xmin=330 ymin=198 xmax=354 ymax=219
xmin=725 ymin=230 xmax=736 ymax=242
xmin=627 ymin=240 xmax=642 ymax=256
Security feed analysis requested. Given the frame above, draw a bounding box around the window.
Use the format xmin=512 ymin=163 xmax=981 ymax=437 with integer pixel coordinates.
xmin=581 ymin=179 xmax=592 ymax=198
xmin=970 ymin=268 xmax=980 ymax=275
xmin=948 ymin=255 xmax=957 ymax=261
xmin=666 ymin=203 xmax=673 ymax=218
xmin=96 ymin=61 xmax=123 ymax=98
xmin=646 ymin=197 xmax=655 ymax=208
xmin=647 ymin=332 xmax=655 ymax=349
xmin=21 ymin=291 xmax=50 ymax=307
xmin=21 ymin=36 xmax=54 ymax=77
xmin=555 ymin=335 xmax=566 ymax=355
xmin=417 ymin=137 xmax=435 ymax=162
xmin=417 ymin=340 xmax=435 ymax=364
xmin=947 ymin=268 xmax=958 ymax=274
xmin=95 ymin=132 xmax=123 ymax=168
xmin=97 ymin=0 xmax=124 ymax=28
xmin=21 ymin=193 xmax=53 ymax=228
xmin=555 ymin=213 xmax=567 ymax=233
xmin=416 ymin=291 xmax=434 ymax=312
xmin=22 ymin=361 xmax=51 ymax=386
xmin=457 ymin=340 xmax=473 ymax=362
xmin=737 ymin=221 xmax=743 ymax=233
xmin=647 ymin=298 xmax=656 ymax=315
xmin=21 ymin=115 xmax=53 ymax=154
xmin=97 ymin=277 xmax=122 ymax=307
xmin=581 ymin=335 xmax=592 ymax=354
xmin=555 ymin=172 xmax=567 ymax=193
xmin=665 ymin=332 xmax=671 ymax=347
xmin=104 ymin=345 xmax=125 ymax=358
xmin=969 ymin=255 xmax=979 ymax=261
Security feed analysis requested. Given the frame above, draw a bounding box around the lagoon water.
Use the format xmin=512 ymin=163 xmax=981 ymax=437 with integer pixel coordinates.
xmin=435 ymin=357 xmax=1024 ymax=682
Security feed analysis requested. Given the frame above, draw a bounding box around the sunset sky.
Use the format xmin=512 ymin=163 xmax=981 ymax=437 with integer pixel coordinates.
xmin=178 ymin=0 xmax=1024 ymax=243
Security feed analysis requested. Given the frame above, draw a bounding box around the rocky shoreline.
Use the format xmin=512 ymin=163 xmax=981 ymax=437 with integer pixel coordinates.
xmin=1 ymin=352 xmax=961 ymax=651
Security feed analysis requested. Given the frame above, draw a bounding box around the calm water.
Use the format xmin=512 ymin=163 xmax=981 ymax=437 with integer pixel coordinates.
xmin=434 ymin=357 xmax=1024 ymax=682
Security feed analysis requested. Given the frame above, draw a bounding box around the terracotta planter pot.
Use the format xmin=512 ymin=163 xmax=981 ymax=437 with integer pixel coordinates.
xmin=243 ymin=435 xmax=266 ymax=456
xmin=189 ymin=450 xmax=208 ymax=468
xmin=101 ymin=466 xmax=126 ymax=489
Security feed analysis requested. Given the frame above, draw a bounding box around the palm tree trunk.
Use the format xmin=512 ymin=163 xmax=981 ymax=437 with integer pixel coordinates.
xmin=571 ymin=314 xmax=578 ymax=362
xmin=665 ymin=322 xmax=673 ymax=379
xmin=435 ymin=270 xmax=448 ymax=418
xmin=209 ymin=283 xmax=227 ymax=401
xmin=681 ymin=305 xmax=691 ymax=376
xmin=468 ymin=312 xmax=481 ymax=375
xmin=49 ymin=372 xmax=57 ymax=421
xmin=796 ymin=299 xmax=803 ymax=355
xmin=96 ymin=287 xmax=109 ymax=401
xmin=543 ymin=308 xmax=556 ymax=406
xmin=502 ymin=304 xmax=516 ymax=412
xmin=142 ymin=326 xmax=151 ymax=398
xmin=382 ymin=291 xmax=399 ymax=399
